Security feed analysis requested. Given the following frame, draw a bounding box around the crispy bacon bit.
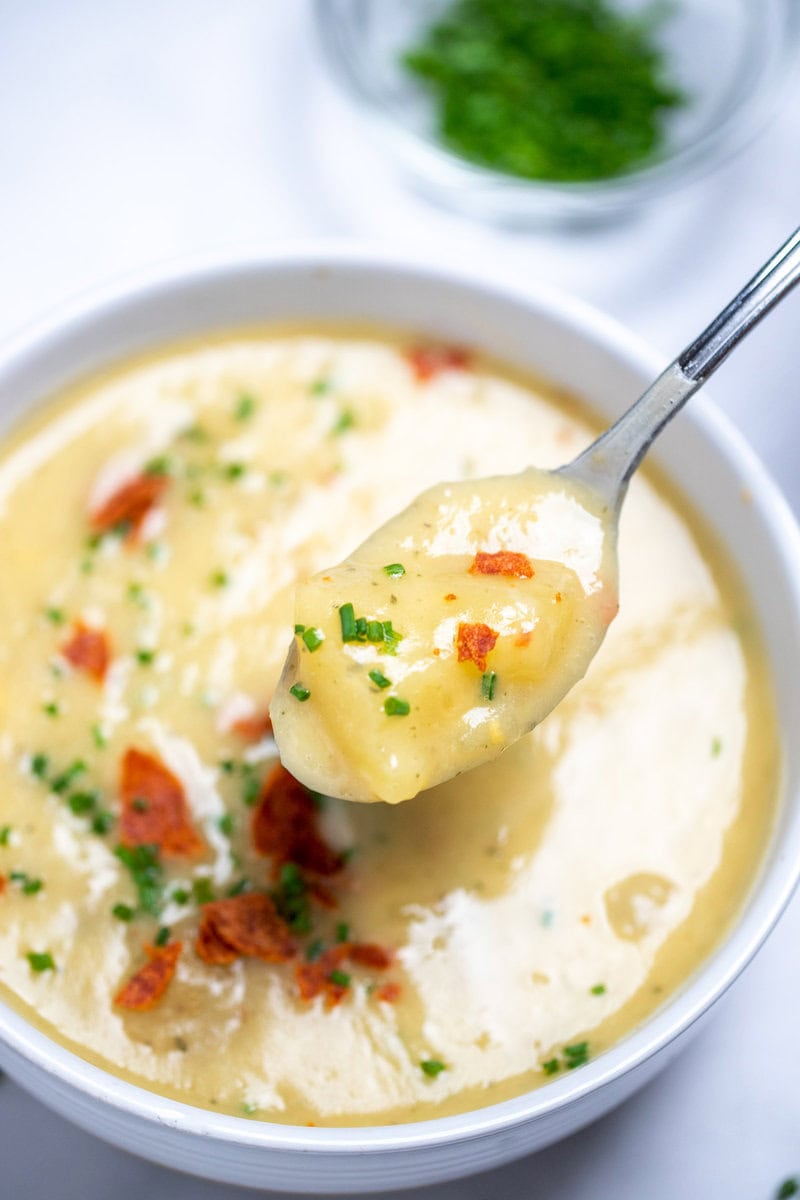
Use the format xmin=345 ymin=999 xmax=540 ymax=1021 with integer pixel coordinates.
xmin=295 ymin=944 xmax=351 ymax=1008
xmin=470 ymin=551 xmax=534 ymax=579
xmin=61 ymin=621 xmax=111 ymax=683
xmin=0 ymin=876 xmax=6 ymax=896
xmin=444 ymin=593 xmax=457 ymax=602
xmin=349 ymin=942 xmax=394 ymax=970
xmin=456 ymin=622 xmax=499 ymax=673
xmin=195 ymin=893 xmax=296 ymax=965
xmin=119 ymin=748 xmax=205 ymax=858
xmin=554 ymin=592 xmax=562 ymax=603
xmin=375 ymin=981 xmax=402 ymax=1003
xmin=252 ymin=764 xmax=343 ymax=878
xmin=296 ymin=941 xmax=395 ymax=1007
xmin=231 ymin=712 xmax=273 ymax=741
xmin=308 ymin=880 xmax=338 ymax=910
xmin=90 ymin=472 xmax=168 ymax=541
xmin=514 ymin=630 xmax=533 ymax=648
xmin=114 ymin=941 xmax=182 ymax=1011
xmin=405 ymin=344 xmax=471 ymax=383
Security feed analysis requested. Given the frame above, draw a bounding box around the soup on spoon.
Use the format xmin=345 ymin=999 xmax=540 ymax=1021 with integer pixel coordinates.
xmin=272 ymin=227 xmax=800 ymax=803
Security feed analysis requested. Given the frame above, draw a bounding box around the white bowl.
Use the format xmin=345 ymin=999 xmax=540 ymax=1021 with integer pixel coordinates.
xmin=1 ymin=249 xmax=799 ymax=1193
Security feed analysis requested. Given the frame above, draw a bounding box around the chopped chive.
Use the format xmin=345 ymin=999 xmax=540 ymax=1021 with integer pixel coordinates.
xmin=112 ymin=903 xmax=135 ymax=921
xmin=217 ymin=813 xmax=235 ymax=837
xmin=366 ymin=620 xmax=384 ymax=642
xmin=51 ymin=760 xmax=86 ymax=794
xmin=0 ymin=825 xmax=11 ymax=846
xmin=590 ymin=983 xmax=606 ymax=996
xmin=91 ymin=810 xmax=114 ymax=835
xmin=481 ymin=671 xmax=497 ymax=701
xmin=384 ymin=697 xmax=410 ymax=717
xmin=171 ymin=887 xmax=190 ymax=904
xmin=223 ymin=462 xmax=246 ymax=480
xmin=420 ymin=1059 xmax=446 ymax=1077
xmin=233 ymin=394 xmax=257 ymax=421
xmin=144 ymin=455 xmax=172 ymax=477
xmin=67 ymin=791 xmax=97 ymax=815
xmin=331 ymin=409 xmax=355 ymax=436
xmin=114 ymin=844 xmax=163 ymax=915
xmin=227 ymin=877 xmax=250 ymax=898
xmin=382 ymin=621 xmax=403 ymax=655
xmin=711 ymin=736 xmax=722 ymax=756
xmin=188 ymin=487 xmax=206 ymax=507
xmin=135 ymin=648 xmax=155 ymax=666
xmin=44 ymin=607 xmax=66 ymax=625
xmin=127 ymin=581 xmax=148 ymax=606
xmin=27 ymin=951 xmax=55 ymax=973
xmin=219 ymin=759 xmax=236 ymax=775
xmin=305 ymin=938 xmax=325 ymax=961
xmin=180 ymin=423 xmax=209 ymax=442
xmin=368 ymin=668 xmax=392 ymax=689
xmin=192 ymin=877 xmax=215 ymax=905
xmin=271 ymin=863 xmax=312 ymax=934
xmin=210 ymin=569 xmax=229 ymax=588
xmin=339 ymin=602 xmax=357 ymax=642
xmin=241 ymin=766 xmax=261 ymax=806
xmin=329 ymin=969 xmax=351 ymax=988
xmin=241 ymin=1101 xmax=258 ymax=1116
xmin=541 ymin=1058 xmax=560 ymax=1075
xmin=777 ymin=1180 xmax=800 ymax=1200
xmin=301 ymin=627 xmax=325 ymax=652
xmin=30 ymin=753 xmax=50 ymax=780
xmin=289 ymin=684 xmax=311 ymax=702
xmin=309 ymin=377 xmax=331 ymax=396
xmin=294 ymin=624 xmax=306 ymax=635
xmin=41 ymin=701 xmax=60 ymax=718
xmin=11 ymin=873 xmax=43 ymax=895
xmin=335 ymin=922 xmax=350 ymax=944
xmin=91 ymin=723 xmax=108 ymax=749
xmin=383 ymin=563 xmax=406 ymax=577
xmin=355 ymin=616 xmax=367 ymax=638
xmin=154 ymin=926 xmax=171 ymax=947
xmin=564 ymin=1041 xmax=589 ymax=1069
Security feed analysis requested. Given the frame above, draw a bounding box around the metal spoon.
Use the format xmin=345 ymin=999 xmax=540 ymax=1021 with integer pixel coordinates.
xmin=272 ymin=227 xmax=800 ymax=805
xmin=561 ymin=225 xmax=800 ymax=513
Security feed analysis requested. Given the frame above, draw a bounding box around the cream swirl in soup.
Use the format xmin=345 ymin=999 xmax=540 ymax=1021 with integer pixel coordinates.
xmin=0 ymin=333 xmax=778 ymax=1125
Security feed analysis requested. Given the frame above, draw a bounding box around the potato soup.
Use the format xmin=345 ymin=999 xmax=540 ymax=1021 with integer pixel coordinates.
xmin=0 ymin=333 xmax=779 ymax=1125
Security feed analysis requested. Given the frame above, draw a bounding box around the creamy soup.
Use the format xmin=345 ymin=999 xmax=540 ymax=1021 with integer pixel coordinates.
xmin=0 ymin=333 xmax=778 ymax=1126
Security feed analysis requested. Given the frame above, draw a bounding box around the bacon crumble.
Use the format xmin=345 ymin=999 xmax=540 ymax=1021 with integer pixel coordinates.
xmin=252 ymin=764 xmax=343 ymax=878
xmin=90 ymin=471 xmax=168 ymax=542
xmin=114 ymin=941 xmax=182 ymax=1011
xmin=61 ymin=620 xmax=111 ymax=683
xmin=404 ymin=344 xmax=471 ymax=383
xmin=119 ymin=748 xmax=205 ymax=858
xmin=295 ymin=941 xmax=395 ymax=1008
xmin=456 ymin=622 xmax=499 ymax=672
xmin=195 ymin=893 xmax=296 ymax=965
xmin=470 ymin=551 xmax=534 ymax=579
xmin=231 ymin=712 xmax=273 ymax=741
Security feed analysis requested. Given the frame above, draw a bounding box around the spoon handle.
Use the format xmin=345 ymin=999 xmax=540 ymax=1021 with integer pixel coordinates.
xmin=561 ymin=226 xmax=800 ymax=510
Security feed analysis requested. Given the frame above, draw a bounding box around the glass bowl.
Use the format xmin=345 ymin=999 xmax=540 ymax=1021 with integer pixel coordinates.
xmin=315 ymin=0 xmax=799 ymax=226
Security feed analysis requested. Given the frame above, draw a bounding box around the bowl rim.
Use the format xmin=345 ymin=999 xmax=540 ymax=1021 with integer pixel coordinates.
xmin=1 ymin=243 xmax=800 ymax=1153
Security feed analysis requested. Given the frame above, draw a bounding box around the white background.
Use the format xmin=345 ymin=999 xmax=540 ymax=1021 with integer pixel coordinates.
xmin=0 ymin=3 xmax=798 ymax=1197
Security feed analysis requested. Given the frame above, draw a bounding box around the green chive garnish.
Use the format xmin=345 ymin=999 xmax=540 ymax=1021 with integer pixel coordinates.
xmin=112 ymin=903 xmax=135 ymax=921
xmin=136 ymin=648 xmax=155 ymax=665
xmin=290 ymin=684 xmax=311 ymax=702
xmin=45 ymin=607 xmax=66 ymax=625
xmin=305 ymin=938 xmax=324 ymax=961
xmin=11 ymin=872 xmax=43 ymax=895
xmin=366 ymin=620 xmax=384 ymax=642
xmin=51 ymin=760 xmax=86 ymax=794
xmin=210 ymin=569 xmax=229 ymax=588
xmin=301 ymin=627 xmax=325 ymax=652
xmin=223 ymin=462 xmax=246 ymax=480
xmin=481 ymin=671 xmax=496 ymax=700
xmin=331 ymin=409 xmax=355 ymax=436
xmin=192 ymin=878 xmax=215 ymax=906
xmin=234 ymin=394 xmax=257 ymax=421
xmin=590 ymin=983 xmax=606 ymax=995
xmin=30 ymin=753 xmax=49 ymax=779
xmin=329 ymin=969 xmax=351 ymax=988
xmin=384 ymin=697 xmax=410 ymax=716
xmin=564 ymin=1041 xmax=589 ymax=1069
xmin=420 ymin=1060 xmax=446 ymax=1077
xmin=383 ymin=563 xmax=406 ymax=577
xmin=0 ymin=825 xmax=11 ymax=846
xmin=67 ymin=791 xmax=97 ymax=815
xmin=368 ymin=669 xmax=392 ymax=689
xmin=217 ymin=813 xmax=235 ymax=837
xmin=171 ymin=888 xmax=190 ymax=905
xmin=27 ymin=951 xmax=55 ymax=973
xmin=335 ymin=922 xmax=350 ymax=943
xmin=542 ymin=1058 xmax=560 ymax=1075
xmin=154 ymin=926 xmax=171 ymax=947
xmin=42 ymin=701 xmax=60 ymax=718
xmin=339 ymin=603 xmax=357 ymax=642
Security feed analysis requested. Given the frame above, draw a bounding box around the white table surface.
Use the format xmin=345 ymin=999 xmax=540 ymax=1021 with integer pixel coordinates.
xmin=1 ymin=3 xmax=799 ymax=1197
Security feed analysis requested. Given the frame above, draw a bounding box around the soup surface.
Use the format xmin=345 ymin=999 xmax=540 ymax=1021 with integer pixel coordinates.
xmin=0 ymin=333 xmax=778 ymax=1125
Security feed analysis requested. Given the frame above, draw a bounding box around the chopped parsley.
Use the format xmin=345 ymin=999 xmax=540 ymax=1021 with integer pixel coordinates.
xmin=329 ymin=969 xmax=351 ymax=988
xmin=368 ymin=668 xmax=392 ymax=689
xmin=289 ymin=684 xmax=311 ymax=702
xmin=271 ymin=862 xmax=312 ymax=934
xmin=383 ymin=563 xmax=406 ymax=577
xmin=114 ymin=844 xmax=163 ymax=915
xmin=27 ymin=951 xmax=55 ymax=973
xmin=384 ymin=696 xmax=410 ymax=717
xmin=563 ymin=1041 xmax=590 ymax=1069
xmin=233 ymin=393 xmax=257 ymax=421
xmin=51 ymin=759 xmax=86 ymax=794
xmin=112 ymin=903 xmax=136 ymax=921
xmin=301 ymin=627 xmax=325 ymax=652
xmin=10 ymin=872 xmax=43 ymax=895
xmin=420 ymin=1059 xmax=446 ymax=1077
xmin=481 ymin=671 xmax=496 ymax=701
